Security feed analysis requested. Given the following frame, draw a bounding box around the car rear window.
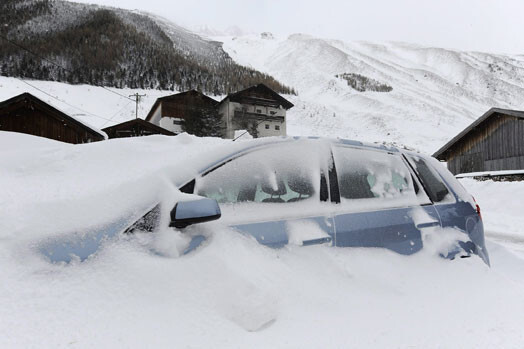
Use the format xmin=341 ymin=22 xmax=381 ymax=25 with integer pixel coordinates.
xmin=426 ymin=156 xmax=475 ymax=207
xmin=405 ymin=155 xmax=453 ymax=203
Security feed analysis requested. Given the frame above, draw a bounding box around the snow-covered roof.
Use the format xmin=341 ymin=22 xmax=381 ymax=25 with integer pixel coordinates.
xmin=0 ymin=92 xmax=107 ymax=140
xmin=456 ymin=169 xmax=524 ymax=178
xmin=218 ymin=83 xmax=294 ymax=110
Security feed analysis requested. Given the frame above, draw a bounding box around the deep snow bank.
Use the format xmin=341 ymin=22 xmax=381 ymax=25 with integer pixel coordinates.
xmin=0 ymin=132 xmax=226 ymax=244
xmin=2 ymin=133 xmax=524 ymax=347
xmin=461 ymin=178 xmax=524 ymax=250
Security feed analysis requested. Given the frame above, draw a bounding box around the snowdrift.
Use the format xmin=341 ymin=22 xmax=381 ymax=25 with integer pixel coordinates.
xmin=2 ymin=133 xmax=524 ymax=347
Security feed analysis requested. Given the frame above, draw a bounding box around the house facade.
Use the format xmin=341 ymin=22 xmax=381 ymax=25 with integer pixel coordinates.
xmin=217 ymin=84 xmax=294 ymax=139
xmin=0 ymin=93 xmax=106 ymax=144
xmin=145 ymin=90 xmax=218 ymax=134
xmin=144 ymin=84 xmax=294 ymax=139
xmin=433 ymin=108 xmax=524 ymax=174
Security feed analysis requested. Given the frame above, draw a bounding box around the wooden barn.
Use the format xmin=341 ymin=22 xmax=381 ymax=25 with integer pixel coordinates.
xmin=433 ymin=108 xmax=524 ymax=175
xmin=218 ymin=83 xmax=294 ymax=139
xmin=0 ymin=93 xmax=105 ymax=144
xmin=145 ymin=90 xmax=217 ymax=134
xmin=102 ymin=118 xmax=176 ymax=139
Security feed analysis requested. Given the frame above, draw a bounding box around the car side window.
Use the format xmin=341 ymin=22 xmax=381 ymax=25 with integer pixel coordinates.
xmin=405 ymin=155 xmax=453 ymax=203
xmin=195 ymin=143 xmax=321 ymax=204
xmin=333 ymin=146 xmax=424 ymax=209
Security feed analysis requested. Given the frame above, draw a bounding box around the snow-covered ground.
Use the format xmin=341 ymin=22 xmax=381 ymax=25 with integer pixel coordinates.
xmin=1 ymin=132 xmax=524 ymax=347
xmin=3 ymin=21 xmax=524 ymax=347
xmin=461 ymin=179 xmax=524 ymax=256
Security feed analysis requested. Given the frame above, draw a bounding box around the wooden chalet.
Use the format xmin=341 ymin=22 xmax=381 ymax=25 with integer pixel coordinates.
xmin=145 ymin=90 xmax=217 ymax=134
xmin=102 ymin=118 xmax=176 ymax=139
xmin=217 ymin=83 xmax=294 ymax=139
xmin=433 ymin=108 xmax=524 ymax=175
xmin=0 ymin=93 xmax=105 ymax=144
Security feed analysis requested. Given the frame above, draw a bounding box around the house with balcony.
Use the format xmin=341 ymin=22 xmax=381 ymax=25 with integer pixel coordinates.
xmin=217 ymin=84 xmax=294 ymax=138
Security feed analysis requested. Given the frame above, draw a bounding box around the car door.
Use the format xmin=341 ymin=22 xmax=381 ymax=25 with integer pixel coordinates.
xmin=192 ymin=140 xmax=336 ymax=247
xmin=330 ymin=145 xmax=441 ymax=255
xmin=405 ymin=154 xmax=489 ymax=264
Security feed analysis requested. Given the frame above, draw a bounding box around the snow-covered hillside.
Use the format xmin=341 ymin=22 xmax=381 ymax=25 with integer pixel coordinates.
xmin=218 ymin=33 xmax=524 ymax=152
xmin=0 ymin=76 xmax=180 ymax=131
xmin=4 ymin=32 xmax=524 ymax=153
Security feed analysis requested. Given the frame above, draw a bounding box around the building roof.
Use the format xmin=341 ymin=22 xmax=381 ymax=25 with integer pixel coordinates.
xmin=0 ymin=92 xmax=107 ymax=139
xmin=102 ymin=118 xmax=176 ymax=136
xmin=145 ymin=90 xmax=218 ymax=122
xmin=432 ymin=107 xmax=524 ymax=160
xmin=219 ymin=83 xmax=294 ymax=110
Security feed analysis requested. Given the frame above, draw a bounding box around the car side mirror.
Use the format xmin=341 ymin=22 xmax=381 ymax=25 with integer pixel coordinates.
xmin=169 ymin=198 xmax=221 ymax=229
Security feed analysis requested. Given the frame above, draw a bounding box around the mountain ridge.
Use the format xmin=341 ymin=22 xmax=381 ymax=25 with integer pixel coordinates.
xmin=0 ymin=0 xmax=295 ymax=95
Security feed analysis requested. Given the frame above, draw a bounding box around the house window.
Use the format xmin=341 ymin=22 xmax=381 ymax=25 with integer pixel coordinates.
xmin=256 ymin=109 xmax=262 ymax=114
xmin=270 ymin=111 xmax=277 ymax=115
xmin=275 ymin=125 xmax=280 ymax=131
xmin=265 ymin=124 xmax=270 ymax=129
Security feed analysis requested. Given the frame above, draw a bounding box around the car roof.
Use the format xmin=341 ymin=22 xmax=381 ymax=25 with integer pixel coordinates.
xmin=229 ymin=136 xmax=400 ymax=154
xmin=200 ymin=137 xmax=398 ymax=172
xmin=174 ymin=137 xmax=404 ymax=188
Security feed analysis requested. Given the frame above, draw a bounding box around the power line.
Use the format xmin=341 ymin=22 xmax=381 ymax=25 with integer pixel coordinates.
xmin=0 ymin=34 xmax=134 ymax=102
xmin=100 ymin=100 xmax=134 ymax=128
xmin=17 ymin=78 xmax=115 ymax=123
xmin=129 ymin=93 xmax=146 ymax=119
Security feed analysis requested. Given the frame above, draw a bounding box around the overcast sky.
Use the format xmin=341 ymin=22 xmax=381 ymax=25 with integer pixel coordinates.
xmin=73 ymin=0 xmax=523 ymax=54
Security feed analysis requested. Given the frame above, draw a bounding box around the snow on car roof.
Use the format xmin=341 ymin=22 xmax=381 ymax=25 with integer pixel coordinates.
xmin=175 ymin=136 xmax=400 ymax=187
xmin=225 ymin=136 xmax=399 ymax=156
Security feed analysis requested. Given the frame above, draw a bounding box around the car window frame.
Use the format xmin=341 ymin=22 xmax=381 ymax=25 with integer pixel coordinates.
xmin=402 ymin=153 xmax=456 ymax=205
xmin=180 ymin=143 xmax=330 ymax=204
xmin=329 ymin=145 xmax=431 ymax=209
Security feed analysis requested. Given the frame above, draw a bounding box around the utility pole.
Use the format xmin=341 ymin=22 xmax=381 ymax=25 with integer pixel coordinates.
xmin=129 ymin=93 xmax=146 ymax=119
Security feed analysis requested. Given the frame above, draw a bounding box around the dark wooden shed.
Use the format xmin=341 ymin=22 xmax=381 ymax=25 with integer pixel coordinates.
xmin=0 ymin=92 xmax=105 ymax=144
xmin=433 ymin=108 xmax=524 ymax=175
xmin=102 ymin=118 xmax=176 ymax=139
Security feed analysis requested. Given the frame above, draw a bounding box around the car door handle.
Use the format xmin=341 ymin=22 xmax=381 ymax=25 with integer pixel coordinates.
xmin=416 ymin=221 xmax=440 ymax=229
xmin=302 ymin=237 xmax=332 ymax=246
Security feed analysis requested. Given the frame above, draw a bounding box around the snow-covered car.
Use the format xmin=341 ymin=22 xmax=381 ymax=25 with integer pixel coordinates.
xmin=144 ymin=137 xmax=489 ymax=263
xmin=43 ymin=137 xmax=489 ymax=265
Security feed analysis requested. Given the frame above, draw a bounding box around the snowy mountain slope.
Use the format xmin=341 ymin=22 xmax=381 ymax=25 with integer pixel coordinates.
xmin=218 ymin=34 xmax=524 ymax=152
xmin=142 ymin=12 xmax=233 ymax=65
xmin=3 ymin=23 xmax=524 ymax=152
xmin=0 ymin=76 xmax=180 ymax=129
xmin=1 ymin=0 xmax=293 ymax=95
xmin=193 ymin=24 xmax=251 ymax=39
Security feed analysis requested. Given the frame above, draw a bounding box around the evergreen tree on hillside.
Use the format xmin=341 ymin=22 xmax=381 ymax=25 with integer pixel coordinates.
xmin=248 ymin=121 xmax=259 ymax=138
xmin=0 ymin=1 xmax=297 ymax=96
